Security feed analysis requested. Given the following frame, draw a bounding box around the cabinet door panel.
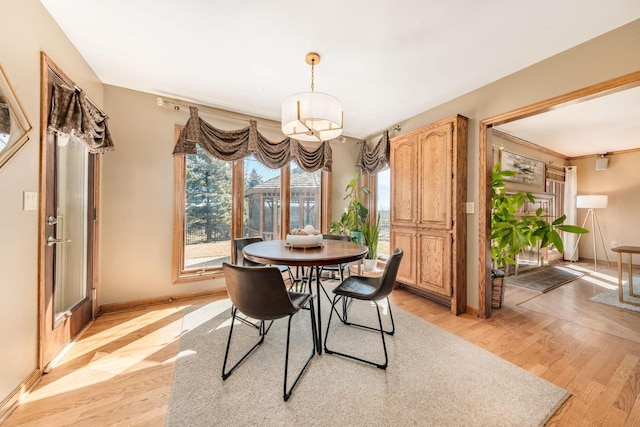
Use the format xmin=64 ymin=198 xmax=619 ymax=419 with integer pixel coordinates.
xmin=418 ymin=124 xmax=452 ymax=229
xmin=417 ymin=231 xmax=452 ymax=297
xmin=390 ymin=135 xmax=417 ymax=227
xmin=391 ymin=228 xmax=416 ymax=286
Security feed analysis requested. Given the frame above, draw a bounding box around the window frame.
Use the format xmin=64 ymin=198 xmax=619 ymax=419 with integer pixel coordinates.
xmin=172 ymin=125 xmax=331 ymax=283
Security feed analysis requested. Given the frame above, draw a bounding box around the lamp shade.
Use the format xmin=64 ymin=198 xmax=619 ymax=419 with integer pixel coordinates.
xmin=281 ymin=91 xmax=343 ymax=142
xmin=595 ymin=157 xmax=609 ymax=170
xmin=576 ymin=194 xmax=608 ymax=209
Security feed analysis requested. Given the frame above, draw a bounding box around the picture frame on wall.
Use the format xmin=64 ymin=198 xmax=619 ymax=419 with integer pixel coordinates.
xmin=500 ymin=150 xmax=545 ymax=189
xmin=0 ymin=63 xmax=32 ymax=171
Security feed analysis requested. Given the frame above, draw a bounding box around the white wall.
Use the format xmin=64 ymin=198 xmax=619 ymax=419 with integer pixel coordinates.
xmin=572 ymin=151 xmax=640 ymax=265
xmin=0 ymin=0 xmax=103 ymax=405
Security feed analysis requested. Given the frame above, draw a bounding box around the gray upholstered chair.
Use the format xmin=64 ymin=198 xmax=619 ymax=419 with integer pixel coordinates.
xmin=221 ymin=263 xmax=317 ymax=401
xmin=323 ymin=248 xmax=403 ymax=369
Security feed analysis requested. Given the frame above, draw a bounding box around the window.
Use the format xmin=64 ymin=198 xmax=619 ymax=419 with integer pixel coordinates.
xmin=243 ymin=155 xmax=281 ymax=240
xmin=375 ymin=168 xmax=391 ymax=259
xmin=289 ymin=161 xmax=321 ymax=231
xmin=361 ymin=168 xmax=391 ymax=260
xmin=173 ymin=127 xmax=330 ymax=282
xmin=173 ymin=145 xmax=233 ymax=281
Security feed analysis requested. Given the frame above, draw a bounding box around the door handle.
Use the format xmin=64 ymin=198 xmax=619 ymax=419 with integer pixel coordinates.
xmin=47 ymin=236 xmax=71 ymax=246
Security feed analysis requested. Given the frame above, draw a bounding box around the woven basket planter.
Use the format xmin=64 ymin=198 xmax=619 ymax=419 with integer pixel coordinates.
xmin=491 ymin=269 xmax=506 ymax=309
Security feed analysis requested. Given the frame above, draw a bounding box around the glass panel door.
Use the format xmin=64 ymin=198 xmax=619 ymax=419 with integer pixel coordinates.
xmin=41 ymin=58 xmax=96 ymax=369
xmin=53 ymin=134 xmax=89 ymax=319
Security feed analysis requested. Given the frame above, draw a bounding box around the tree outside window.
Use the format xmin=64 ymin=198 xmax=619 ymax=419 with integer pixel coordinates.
xmin=183 ymin=146 xmax=232 ymax=269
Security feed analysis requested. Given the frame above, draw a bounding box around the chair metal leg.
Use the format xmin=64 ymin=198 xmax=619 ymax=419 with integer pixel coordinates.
xmin=232 ymin=305 xmax=275 ymax=335
xmin=340 ymin=297 xmax=394 ymax=335
xmin=288 ymin=266 xmax=309 ymax=293
xmin=324 ymin=296 xmax=393 ymax=369
xmin=222 ymin=307 xmax=266 ymax=380
xmin=316 ymin=266 xmax=352 ymax=323
xmin=283 ymin=298 xmax=317 ymax=401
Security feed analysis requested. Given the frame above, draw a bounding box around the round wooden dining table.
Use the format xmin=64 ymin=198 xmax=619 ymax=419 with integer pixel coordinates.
xmin=243 ymin=239 xmax=368 ymax=354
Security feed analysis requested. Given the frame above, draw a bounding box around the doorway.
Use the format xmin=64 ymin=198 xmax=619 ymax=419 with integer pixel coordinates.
xmin=39 ymin=54 xmax=99 ymax=370
xmin=478 ymin=71 xmax=640 ymax=319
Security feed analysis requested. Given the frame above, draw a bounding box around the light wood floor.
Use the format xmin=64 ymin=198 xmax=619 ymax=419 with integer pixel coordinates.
xmin=5 ymin=261 xmax=640 ymax=426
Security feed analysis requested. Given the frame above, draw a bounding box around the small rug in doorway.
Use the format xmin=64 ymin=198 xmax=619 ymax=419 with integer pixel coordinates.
xmin=506 ymin=265 xmax=587 ymax=293
xmin=589 ymin=277 xmax=640 ymax=313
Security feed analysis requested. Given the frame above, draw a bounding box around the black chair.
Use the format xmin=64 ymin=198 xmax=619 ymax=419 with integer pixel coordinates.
xmin=323 ymin=248 xmax=403 ymax=369
xmin=233 ymin=236 xmax=295 ymax=284
xmin=317 ymin=234 xmax=354 ymax=320
xmin=319 ymin=234 xmax=352 ymax=282
xmin=231 ymin=237 xmax=267 ymax=329
xmin=221 ymin=263 xmax=317 ymax=401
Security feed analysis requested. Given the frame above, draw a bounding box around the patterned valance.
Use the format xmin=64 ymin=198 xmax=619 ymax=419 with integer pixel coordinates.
xmin=173 ymin=106 xmax=331 ymax=172
xmin=48 ymin=82 xmax=114 ymax=154
xmin=356 ymin=130 xmax=390 ymax=174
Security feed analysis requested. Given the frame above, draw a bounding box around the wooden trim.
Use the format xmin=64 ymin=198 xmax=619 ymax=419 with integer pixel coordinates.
xmin=484 ymin=71 xmax=640 ymax=127
xmin=478 ymin=71 xmax=640 ymax=319
xmin=92 ymin=156 xmax=101 ymax=317
xmin=231 ymin=159 xmax=244 ymax=240
xmin=321 ymin=171 xmax=331 ymax=233
xmin=465 ymin=305 xmax=479 ymax=317
xmin=171 ymin=141 xmax=187 ymax=283
xmin=0 ymin=369 xmax=41 ymax=424
xmin=478 ymin=123 xmax=492 ymax=319
xmin=280 ymin=163 xmax=290 ymax=238
xmin=38 ymin=52 xmax=49 ymax=374
xmin=568 ymin=146 xmax=640 ymax=161
xmin=400 ymin=284 xmax=452 ymax=307
xmin=451 ymin=115 xmax=468 ymax=315
xmin=173 ymin=269 xmax=225 ymax=284
xmin=98 ymin=288 xmax=228 ymax=315
xmin=492 ymin=129 xmax=569 ymax=160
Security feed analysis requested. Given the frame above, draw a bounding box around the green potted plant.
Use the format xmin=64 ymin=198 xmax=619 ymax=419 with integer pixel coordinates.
xmin=362 ymin=213 xmax=380 ymax=271
xmin=329 ymin=172 xmax=370 ymax=243
xmin=490 ymin=163 xmax=588 ymax=307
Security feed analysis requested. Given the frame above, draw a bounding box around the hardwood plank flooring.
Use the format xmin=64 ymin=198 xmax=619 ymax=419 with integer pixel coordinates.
xmin=5 ymin=261 xmax=640 ymax=426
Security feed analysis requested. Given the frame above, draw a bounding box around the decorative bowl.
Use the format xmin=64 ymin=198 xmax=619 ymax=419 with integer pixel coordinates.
xmin=285 ymin=233 xmax=323 ymax=248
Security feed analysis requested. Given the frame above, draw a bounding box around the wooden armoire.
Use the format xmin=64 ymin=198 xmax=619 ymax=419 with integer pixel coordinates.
xmin=390 ymin=115 xmax=468 ymax=315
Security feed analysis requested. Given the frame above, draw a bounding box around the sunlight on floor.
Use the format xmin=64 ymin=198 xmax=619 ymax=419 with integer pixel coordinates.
xmin=581 ymin=274 xmax=618 ymax=290
xmin=22 ymin=305 xmax=187 ymax=402
xmin=182 ymin=299 xmax=232 ymax=333
xmin=175 ymin=349 xmax=197 ymax=360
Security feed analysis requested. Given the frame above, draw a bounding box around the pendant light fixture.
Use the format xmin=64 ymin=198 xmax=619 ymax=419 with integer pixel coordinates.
xmin=281 ymin=52 xmax=343 ymax=142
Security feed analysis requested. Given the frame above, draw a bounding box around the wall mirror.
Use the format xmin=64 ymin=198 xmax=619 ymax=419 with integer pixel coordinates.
xmin=0 ymin=63 xmax=32 ymax=171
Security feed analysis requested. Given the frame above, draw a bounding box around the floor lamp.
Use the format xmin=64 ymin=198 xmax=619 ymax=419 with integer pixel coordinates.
xmin=571 ymin=195 xmax=611 ymax=269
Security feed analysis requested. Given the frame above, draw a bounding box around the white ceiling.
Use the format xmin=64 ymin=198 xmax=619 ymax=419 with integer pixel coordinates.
xmin=40 ymin=0 xmax=640 ymax=140
xmin=495 ymin=85 xmax=640 ymax=157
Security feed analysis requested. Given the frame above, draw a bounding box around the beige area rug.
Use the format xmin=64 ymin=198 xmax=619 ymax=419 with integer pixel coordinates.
xmin=590 ymin=277 xmax=640 ymax=313
xmin=167 ymin=290 xmax=570 ymax=426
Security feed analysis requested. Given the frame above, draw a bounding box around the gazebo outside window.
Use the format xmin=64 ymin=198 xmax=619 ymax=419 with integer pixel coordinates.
xmin=244 ymin=157 xmax=320 ymax=239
